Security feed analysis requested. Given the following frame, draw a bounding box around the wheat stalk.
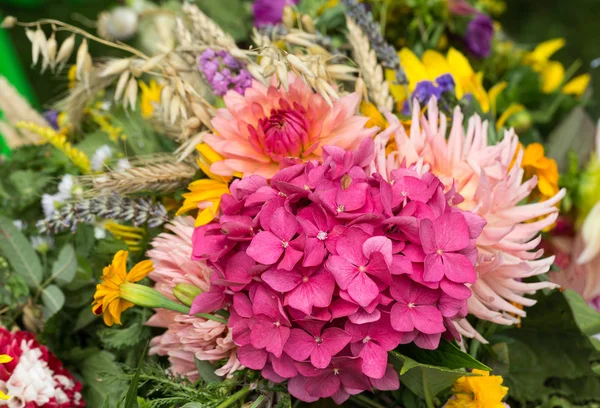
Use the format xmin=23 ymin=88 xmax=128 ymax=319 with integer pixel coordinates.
xmin=182 ymin=3 xmax=236 ymax=49
xmin=345 ymin=17 xmax=394 ymax=111
xmin=78 ymin=158 xmax=197 ymax=196
xmin=0 ymin=76 xmax=48 ymax=146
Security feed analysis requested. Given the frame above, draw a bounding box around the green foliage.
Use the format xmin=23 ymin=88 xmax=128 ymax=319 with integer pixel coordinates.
xmin=97 ymin=321 xmax=151 ymax=351
xmin=80 ymin=350 xmax=128 ymax=408
xmin=0 ymin=215 xmax=43 ymax=288
xmin=195 ymin=357 xmax=224 ymax=384
xmin=51 ymin=244 xmax=77 ymax=286
xmin=486 ymin=290 xmax=600 ymax=404
xmin=41 ymin=284 xmax=65 ymax=321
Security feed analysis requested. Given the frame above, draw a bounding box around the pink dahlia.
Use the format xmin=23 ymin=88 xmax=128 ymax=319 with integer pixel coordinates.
xmin=203 ymin=73 xmax=377 ymax=178
xmin=190 ymin=138 xmax=485 ymax=402
xmin=369 ymin=98 xmax=566 ymax=341
xmin=146 ymin=217 xmax=241 ymax=379
xmin=0 ymin=328 xmax=84 ymax=407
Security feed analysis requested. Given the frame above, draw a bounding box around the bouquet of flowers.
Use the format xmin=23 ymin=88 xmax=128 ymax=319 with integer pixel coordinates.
xmin=0 ymin=0 xmax=598 ymax=407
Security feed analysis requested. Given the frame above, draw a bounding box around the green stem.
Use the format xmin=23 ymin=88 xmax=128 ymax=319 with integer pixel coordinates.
xmin=469 ymin=339 xmax=481 ymax=359
xmin=195 ymin=312 xmax=228 ymax=324
xmin=216 ymin=385 xmax=250 ymax=408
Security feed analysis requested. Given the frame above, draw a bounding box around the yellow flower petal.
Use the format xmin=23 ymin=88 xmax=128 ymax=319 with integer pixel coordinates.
xmin=422 ymin=50 xmax=451 ymax=81
xmin=127 ymin=260 xmax=154 ymax=283
xmin=360 ymin=101 xmax=387 ymax=129
xmin=488 ymin=81 xmax=508 ymax=116
xmin=528 ymin=38 xmax=566 ymax=68
xmin=0 ymin=391 xmax=9 ymax=401
xmin=541 ymin=61 xmax=565 ymax=93
xmin=399 ymin=48 xmax=429 ymax=91
xmin=0 ymin=355 xmax=12 ymax=364
xmin=496 ymin=103 xmax=526 ymax=131
xmin=447 ymin=48 xmax=475 ymax=78
xmin=563 ymin=73 xmax=591 ymax=97
xmin=195 ymin=199 xmax=221 ymax=227
xmin=197 ymin=143 xmax=225 ymax=164
xmin=386 ymin=69 xmax=408 ymax=104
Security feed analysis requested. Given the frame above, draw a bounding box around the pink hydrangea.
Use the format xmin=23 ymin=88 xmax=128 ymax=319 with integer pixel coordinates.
xmin=146 ymin=217 xmax=241 ymax=379
xmin=190 ymin=139 xmax=485 ymax=402
xmin=369 ymin=98 xmax=565 ymax=341
xmin=203 ymin=73 xmax=377 ymax=178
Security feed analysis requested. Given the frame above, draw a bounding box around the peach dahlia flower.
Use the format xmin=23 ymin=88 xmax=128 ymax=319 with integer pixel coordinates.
xmin=146 ymin=217 xmax=241 ymax=379
xmin=203 ymin=73 xmax=377 ymax=178
xmin=369 ymin=98 xmax=566 ymax=341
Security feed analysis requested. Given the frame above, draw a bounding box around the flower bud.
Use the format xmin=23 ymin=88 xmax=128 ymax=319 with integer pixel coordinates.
xmin=1 ymin=16 xmax=17 ymax=29
xmin=508 ymin=110 xmax=532 ymax=135
xmin=173 ymin=283 xmax=203 ymax=307
xmin=120 ymin=282 xmax=189 ymax=313
xmin=282 ymin=6 xmax=295 ymax=29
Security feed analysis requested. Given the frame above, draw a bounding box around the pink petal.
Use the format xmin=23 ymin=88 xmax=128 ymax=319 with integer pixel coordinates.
xmin=190 ymin=288 xmax=226 ymax=314
xmin=287 ymin=268 xmax=335 ymax=315
xmin=390 ymin=303 xmax=414 ymax=332
xmin=322 ymin=328 xmax=352 ymax=356
xmin=418 ymin=218 xmax=437 ymax=254
xmin=463 ymin=211 xmax=486 ymax=239
xmin=434 ymin=213 xmax=469 ymax=251
xmin=413 ymin=332 xmax=442 ymax=350
xmin=424 ymin=253 xmax=445 ymax=282
xmin=335 ymin=227 xmax=369 ymax=266
xmin=305 ymin=373 xmax=341 ymax=398
xmin=237 ymin=345 xmax=267 ymax=370
xmin=302 ymin=238 xmax=326 ymax=267
xmin=278 ymin=246 xmax=303 ymax=271
xmin=232 ymin=293 xmax=253 ymax=318
xmin=251 ymin=286 xmax=280 ymax=318
xmin=330 ymin=299 xmax=359 ymax=319
xmin=262 ymin=268 xmax=302 ymax=292
xmin=348 ymin=308 xmax=381 ymax=324
xmin=270 ymin=353 xmax=298 ymax=378
xmin=365 ymin=252 xmax=392 ymax=285
xmin=443 ymin=253 xmax=477 ymax=284
xmin=247 ymin=231 xmax=284 ymax=265
xmin=325 ymin=255 xmax=358 ymax=290
xmin=440 ymin=279 xmax=472 ymax=299
xmin=288 ymin=376 xmax=319 ymax=403
xmin=362 ymin=236 xmax=393 ymax=266
xmin=311 ymin=344 xmax=333 ymax=369
xmin=261 ymin=364 xmax=285 ymax=383
xmin=347 ymin=272 xmax=380 ymax=307
xmin=370 ymin=365 xmax=400 ymax=390
xmin=411 ymin=305 xmax=445 ymax=334
xmin=284 ymin=329 xmax=316 ymax=362
xmin=270 ymin=207 xmax=300 ymax=241
xmin=438 ymin=294 xmax=467 ymax=318
xmin=359 ymin=341 xmax=388 ymax=379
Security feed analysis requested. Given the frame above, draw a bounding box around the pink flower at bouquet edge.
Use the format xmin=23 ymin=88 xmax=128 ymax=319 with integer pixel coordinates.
xmin=203 ymin=73 xmax=377 ymax=178
xmin=369 ymin=97 xmax=566 ymax=342
xmin=146 ymin=216 xmax=241 ymax=379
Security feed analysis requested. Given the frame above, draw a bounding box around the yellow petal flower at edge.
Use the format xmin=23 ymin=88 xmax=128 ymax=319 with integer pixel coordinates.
xmin=177 ymin=143 xmax=240 ymax=227
xmin=360 ymin=101 xmax=387 ymax=129
xmin=92 ymin=250 xmax=153 ymax=326
xmin=446 ymin=48 xmax=490 ymax=113
xmin=0 ymin=354 xmax=12 ymax=400
xmin=445 ymin=369 xmax=509 ymax=408
xmin=524 ymin=38 xmax=566 ymax=71
xmin=521 ymin=142 xmax=560 ymax=200
xmin=563 ymin=73 xmax=591 ymax=97
xmin=139 ymin=80 xmax=163 ymax=119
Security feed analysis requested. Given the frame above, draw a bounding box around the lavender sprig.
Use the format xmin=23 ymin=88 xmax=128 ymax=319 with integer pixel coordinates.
xmin=37 ymin=195 xmax=168 ymax=235
xmin=341 ymin=0 xmax=408 ymax=88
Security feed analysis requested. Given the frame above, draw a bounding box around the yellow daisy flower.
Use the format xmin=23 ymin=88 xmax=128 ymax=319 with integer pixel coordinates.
xmin=92 ymin=250 xmax=153 ymax=326
xmin=521 ymin=142 xmax=560 ymax=200
xmin=0 ymin=354 xmax=12 ymax=400
xmin=177 ymin=143 xmax=239 ymax=227
xmin=139 ymin=80 xmax=163 ymax=119
xmin=445 ymin=369 xmax=509 ymax=408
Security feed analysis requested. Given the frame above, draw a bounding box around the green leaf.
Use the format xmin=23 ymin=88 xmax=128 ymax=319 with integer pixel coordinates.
xmin=122 ymin=342 xmax=148 ymax=408
xmin=546 ymin=106 xmax=596 ymax=171
xmin=41 ymin=284 xmax=65 ymax=320
xmin=194 ymin=356 xmax=223 ymax=384
xmin=0 ymin=215 xmax=43 ymax=288
xmin=8 ymin=170 xmax=50 ymax=200
xmin=81 ymin=351 xmax=127 ymax=408
xmin=195 ymin=0 xmax=251 ymax=41
xmin=52 ymin=244 xmax=77 ymax=286
xmin=97 ymin=322 xmax=150 ymax=350
xmin=397 ymin=340 xmax=490 ymax=372
xmin=563 ymin=289 xmax=600 ymax=336
xmin=389 ymin=351 xmax=471 ymax=399
xmin=180 ymin=404 xmax=204 ymax=408
xmin=73 ymin=307 xmax=98 ymax=332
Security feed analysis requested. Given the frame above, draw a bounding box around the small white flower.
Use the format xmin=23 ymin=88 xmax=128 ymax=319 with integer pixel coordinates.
xmin=12 ymin=220 xmax=25 ymax=231
xmin=91 ymin=145 xmax=113 ymax=171
xmin=30 ymin=236 xmax=54 ymax=254
xmin=41 ymin=194 xmax=65 ymax=218
xmin=117 ymin=158 xmax=131 ymax=171
xmin=57 ymin=175 xmax=74 ymax=198
xmin=94 ymin=226 xmax=107 ymax=240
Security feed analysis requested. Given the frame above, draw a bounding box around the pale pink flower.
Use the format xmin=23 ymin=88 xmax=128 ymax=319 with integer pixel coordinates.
xmin=146 ymin=217 xmax=241 ymax=379
xmin=370 ymin=98 xmax=566 ymax=341
xmin=203 ymin=74 xmax=377 ymax=178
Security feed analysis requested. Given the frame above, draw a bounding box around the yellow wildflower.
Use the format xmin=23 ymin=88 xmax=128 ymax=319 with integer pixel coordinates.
xmin=387 ymin=48 xmax=495 ymax=113
xmin=496 ymin=103 xmax=526 ymax=131
xmin=16 ymin=122 xmax=91 ymax=173
xmin=105 ymin=222 xmax=145 ymax=252
xmin=177 ymin=143 xmax=237 ymax=227
xmin=360 ymin=101 xmax=387 ymax=129
xmin=0 ymin=354 xmax=11 ymax=400
xmin=521 ymin=142 xmax=560 ymax=200
xmin=524 ymin=38 xmax=565 ymax=71
xmin=68 ymin=65 xmax=78 ymax=89
xmin=92 ymin=250 xmax=153 ymax=326
xmin=445 ymin=369 xmax=509 ymax=408
xmin=89 ymin=110 xmax=125 ymax=142
xmin=139 ymin=80 xmax=163 ymax=119
xmin=563 ymin=73 xmax=591 ymax=97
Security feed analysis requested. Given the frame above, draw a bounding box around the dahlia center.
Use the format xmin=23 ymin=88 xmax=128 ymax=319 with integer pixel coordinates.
xmin=316 ymin=231 xmax=328 ymax=241
xmin=259 ymin=107 xmax=309 ymax=160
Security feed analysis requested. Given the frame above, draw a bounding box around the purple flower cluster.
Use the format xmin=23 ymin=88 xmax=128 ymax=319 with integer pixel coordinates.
xmin=402 ymin=74 xmax=455 ymax=114
xmin=252 ymin=0 xmax=299 ymax=28
xmin=199 ymin=49 xmax=253 ymax=96
xmin=465 ymin=13 xmax=494 ymax=58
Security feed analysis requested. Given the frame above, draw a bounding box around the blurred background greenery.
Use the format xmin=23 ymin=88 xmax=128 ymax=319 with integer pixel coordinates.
xmin=1 ymin=0 xmax=599 ymax=118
